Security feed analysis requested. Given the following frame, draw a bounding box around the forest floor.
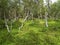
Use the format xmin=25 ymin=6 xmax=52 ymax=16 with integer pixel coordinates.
xmin=0 ymin=19 xmax=60 ymax=45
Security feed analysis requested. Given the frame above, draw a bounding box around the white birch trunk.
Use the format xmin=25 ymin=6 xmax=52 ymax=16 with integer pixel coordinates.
xmin=4 ymin=12 xmax=10 ymax=33
xmin=10 ymin=21 xmax=13 ymax=30
xmin=45 ymin=12 xmax=48 ymax=27
xmin=19 ymin=13 xmax=29 ymax=30
xmin=5 ymin=21 xmax=10 ymax=33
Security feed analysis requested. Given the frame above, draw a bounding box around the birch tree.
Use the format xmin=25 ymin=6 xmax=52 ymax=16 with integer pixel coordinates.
xmin=45 ymin=0 xmax=51 ymax=27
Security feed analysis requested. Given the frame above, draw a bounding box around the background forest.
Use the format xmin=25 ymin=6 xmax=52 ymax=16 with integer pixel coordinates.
xmin=0 ymin=0 xmax=60 ymax=45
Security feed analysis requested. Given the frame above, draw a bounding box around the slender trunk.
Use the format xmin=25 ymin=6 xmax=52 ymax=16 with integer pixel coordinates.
xmin=10 ymin=21 xmax=13 ymax=30
xmin=38 ymin=14 xmax=40 ymax=19
xmin=19 ymin=13 xmax=29 ymax=30
xmin=31 ymin=13 xmax=33 ymax=21
xmin=19 ymin=23 xmax=23 ymax=30
xmin=5 ymin=21 xmax=10 ymax=33
xmin=45 ymin=12 xmax=48 ymax=27
xmin=45 ymin=0 xmax=50 ymax=27
xmin=4 ymin=12 xmax=10 ymax=33
xmin=40 ymin=14 xmax=42 ymax=19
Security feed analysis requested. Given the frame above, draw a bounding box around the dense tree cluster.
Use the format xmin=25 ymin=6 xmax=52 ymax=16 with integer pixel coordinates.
xmin=0 ymin=0 xmax=60 ymax=32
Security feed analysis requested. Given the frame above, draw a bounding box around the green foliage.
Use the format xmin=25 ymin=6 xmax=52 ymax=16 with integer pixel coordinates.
xmin=0 ymin=0 xmax=60 ymax=45
xmin=15 ymin=30 xmax=40 ymax=45
xmin=0 ymin=20 xmax=60 ymax=45
xmin=12 ymin=21 xmax=22 ymax=29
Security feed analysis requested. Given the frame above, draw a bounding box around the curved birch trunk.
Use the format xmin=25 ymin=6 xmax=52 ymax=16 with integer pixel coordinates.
xmin=4 ymin=12 xmax=10 ymax=33
xmin=19 ymin=14 xmax=29 ymax=30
